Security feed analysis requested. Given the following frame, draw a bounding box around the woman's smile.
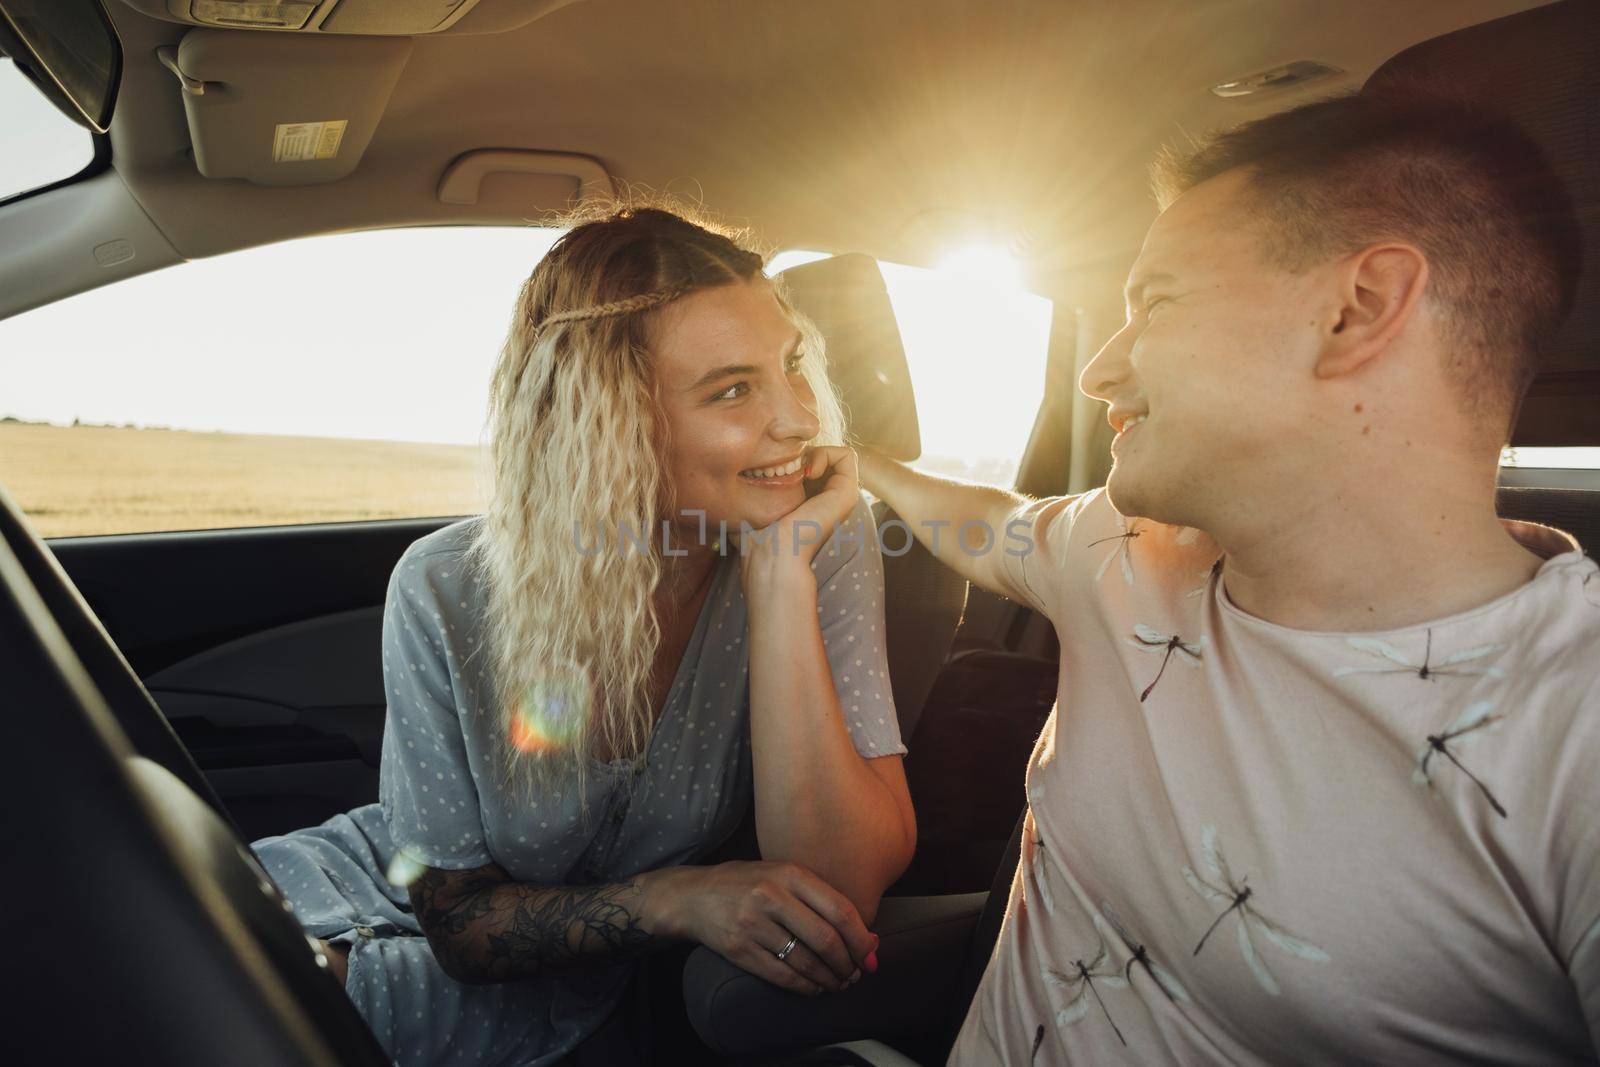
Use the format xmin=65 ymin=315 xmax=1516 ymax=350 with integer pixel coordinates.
xmin=738 ymin=453 xmax=806 ymax=486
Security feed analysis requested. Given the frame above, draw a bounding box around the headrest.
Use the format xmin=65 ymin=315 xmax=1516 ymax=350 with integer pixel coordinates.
xmin=779 ymin=253 xmax=922 ymax=461
xmin=1364 ymin=0 xmax=1598 ymax=447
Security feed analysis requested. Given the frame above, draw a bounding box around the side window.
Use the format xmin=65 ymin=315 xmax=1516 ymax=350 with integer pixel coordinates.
xmin=1499 ymin=446 xmax=1600 ymax=490
xmin=770 ymin=249 xmax=1053 ymax=486
xmin=0 ymin=55 xmax=98 ymax=203
xmin=0 ymin=227 xmax=561 ymax=537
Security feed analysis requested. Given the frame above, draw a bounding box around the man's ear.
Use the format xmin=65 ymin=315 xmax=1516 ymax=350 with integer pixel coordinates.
xmin=1315 ymin=243 xmax=1429 ymax=380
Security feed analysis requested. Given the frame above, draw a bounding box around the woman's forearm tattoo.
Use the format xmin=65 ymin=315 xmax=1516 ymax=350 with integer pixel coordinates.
xmin=409 ymin=868 xmax=655 ymax=984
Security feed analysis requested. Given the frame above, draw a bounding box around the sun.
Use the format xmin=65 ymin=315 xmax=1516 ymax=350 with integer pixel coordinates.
xmin=935 ymin=244 xmax=1024 ymax=292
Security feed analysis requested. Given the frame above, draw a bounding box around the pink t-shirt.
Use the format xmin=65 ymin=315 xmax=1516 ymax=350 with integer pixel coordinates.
xmin=950 ymin=488 xmax=1600 ymax=1065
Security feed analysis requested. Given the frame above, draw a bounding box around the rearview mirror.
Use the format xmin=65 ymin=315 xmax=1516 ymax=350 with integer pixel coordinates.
xmin=0 ymin=0 xmax=120 ymax=134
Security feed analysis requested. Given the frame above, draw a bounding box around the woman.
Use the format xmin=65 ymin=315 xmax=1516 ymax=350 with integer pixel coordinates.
xmin=251 ymin=205 xmax=917 ymax=1065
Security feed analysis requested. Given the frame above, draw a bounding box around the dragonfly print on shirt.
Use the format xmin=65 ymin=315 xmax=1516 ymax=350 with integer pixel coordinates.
xmin=1332 ymin=629 xmax=1504 ymax=682
xmin=1090 ymin=515 xmax=1142 ymax=586
xmin=1029 ymin=831 xmax=1056 ymax=914
xmin=1128 ymin=623 xmax=1206 ymax=701
xmin=1097 ymin=904 xmax=1188 ymax=1004
xmin=1182 ymin=825 xmax=1330 ymax=996
xmin=1044 ymin=927 xmax=1129 ymax=1046
xmin=1413 ymin=700 xmax=1508 ymax=817
xmin=1186 ymin=557 xmax=1223 ymax=599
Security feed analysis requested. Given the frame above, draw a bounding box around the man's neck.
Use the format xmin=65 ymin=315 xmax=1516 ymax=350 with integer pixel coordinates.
xmin=1208 ymin=474 xmax=1545 ymax=633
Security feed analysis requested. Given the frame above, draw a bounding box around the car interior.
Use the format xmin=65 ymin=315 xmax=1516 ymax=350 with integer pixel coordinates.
xmin=1 ymin=0 xmax=1596 ymax=1063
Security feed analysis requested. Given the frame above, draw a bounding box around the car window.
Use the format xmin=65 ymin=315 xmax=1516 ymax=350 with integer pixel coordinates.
xmin=769 ymin=249 xmax=1052 ymax=486
xmin=0 ymin=55 xmax=97 ymax=203
xmin=0 ymin=226 xmax=563 ymax=537
xmin=1500 ymin=447 xmax=1600 ymax=468
xmin=1 ymin=231 xmax=1050 ymax=538
xmin=1498 ymin=446 xmax=1600 ymax=491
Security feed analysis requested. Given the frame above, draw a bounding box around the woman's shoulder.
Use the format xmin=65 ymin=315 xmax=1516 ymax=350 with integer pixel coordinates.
xmin=402 ymin=515 xmax=482 ymax=563
xmin=389 ymin=517 xmax=485 ymax=608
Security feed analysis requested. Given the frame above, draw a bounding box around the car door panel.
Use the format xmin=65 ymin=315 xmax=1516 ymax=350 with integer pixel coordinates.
xmin=46 ymin=517 xmax=458 ymax=838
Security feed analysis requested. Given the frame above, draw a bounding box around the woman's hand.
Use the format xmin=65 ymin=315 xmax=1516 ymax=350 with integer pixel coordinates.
xmin=789 ymin=445 xmax=861 ymax=540
xmin=641 ymin=861 xmax=879 ymax=996
xmin=739 ymin=445 xmax=861 ymax=587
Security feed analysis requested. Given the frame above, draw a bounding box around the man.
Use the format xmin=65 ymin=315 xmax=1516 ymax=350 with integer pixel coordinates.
xmin=861 ymin=91 xmax=1598 ymax=1063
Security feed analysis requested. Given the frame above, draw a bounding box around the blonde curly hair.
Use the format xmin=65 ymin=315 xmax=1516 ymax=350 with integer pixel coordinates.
xmin=466 ymin=202 xmax=845 ymax=807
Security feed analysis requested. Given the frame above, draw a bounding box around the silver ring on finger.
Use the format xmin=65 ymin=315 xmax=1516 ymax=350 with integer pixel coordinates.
xmin=775 ymin=935 xmax=799 ymax=962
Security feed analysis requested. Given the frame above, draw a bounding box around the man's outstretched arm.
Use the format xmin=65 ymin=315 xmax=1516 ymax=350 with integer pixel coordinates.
xmin=858 ymin=448 xmax=1030 ymax=599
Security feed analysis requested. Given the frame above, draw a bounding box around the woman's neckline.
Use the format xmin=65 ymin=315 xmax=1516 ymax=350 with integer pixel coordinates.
xmin=590 ymin=553 xmax=730 ymax=773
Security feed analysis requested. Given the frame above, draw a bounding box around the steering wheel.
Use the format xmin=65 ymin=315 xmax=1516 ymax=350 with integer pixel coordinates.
xmin=0 ymin=483 xmax=390 ymax=1065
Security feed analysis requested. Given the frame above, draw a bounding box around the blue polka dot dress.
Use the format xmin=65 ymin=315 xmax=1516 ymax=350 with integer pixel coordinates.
xmin=251 ymin=496 xmax=904 ymax=1066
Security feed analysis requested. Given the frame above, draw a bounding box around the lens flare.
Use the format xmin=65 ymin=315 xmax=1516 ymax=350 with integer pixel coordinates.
xmin=385 ymin=849 xmax=428 ymax=889
xmin=508 ymin=668 xmax=590 ymax=755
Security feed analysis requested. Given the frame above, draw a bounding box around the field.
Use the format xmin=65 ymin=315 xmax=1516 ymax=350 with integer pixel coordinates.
xmin=0 ymin=423 xmax=486 ymax=538
xmin=0 ymin=421 xmax=1021 ymax=540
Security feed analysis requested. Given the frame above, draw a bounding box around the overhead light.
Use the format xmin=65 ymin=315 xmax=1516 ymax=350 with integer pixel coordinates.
xmin=936 ymin=244 xmax=1023 ymax=291
xmin=190 ymin=1 xmax=316 ymax=30
xmin=1211 ymin=60 xmax=1342 ymax=98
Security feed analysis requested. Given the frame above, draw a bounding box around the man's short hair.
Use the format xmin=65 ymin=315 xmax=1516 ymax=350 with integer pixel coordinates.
xmin=1152 ymin=88 xmax=1580 ymax=440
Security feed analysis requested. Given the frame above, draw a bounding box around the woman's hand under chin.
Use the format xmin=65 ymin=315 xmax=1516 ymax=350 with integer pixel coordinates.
xmin=738 ymin=445 xmax=860 ymax=592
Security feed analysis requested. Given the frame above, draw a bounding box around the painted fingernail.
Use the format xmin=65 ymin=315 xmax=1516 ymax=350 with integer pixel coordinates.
xmin=863 ymin=950 xmax=878 ymax=973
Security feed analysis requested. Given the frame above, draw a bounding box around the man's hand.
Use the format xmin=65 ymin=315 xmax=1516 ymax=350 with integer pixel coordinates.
xmin=856 ymin=445 xmax=1031 ymax=598
xmin=855 ymin=446 xmax=894 ymax=501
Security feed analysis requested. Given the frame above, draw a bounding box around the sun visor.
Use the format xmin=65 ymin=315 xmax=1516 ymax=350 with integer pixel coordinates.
xmin=779 ymin=253 xmax=920 ymax=461
xmin=167 ymin=30 xmax=411 ymax=185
